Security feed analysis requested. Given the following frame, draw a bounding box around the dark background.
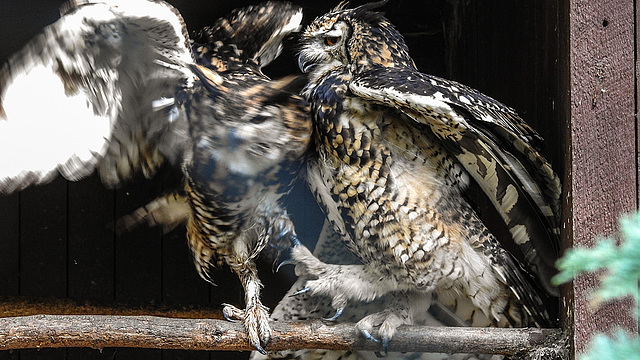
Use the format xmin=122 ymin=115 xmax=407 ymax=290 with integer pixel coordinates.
xmin=0 ymin=1 xmax=562 ymax=359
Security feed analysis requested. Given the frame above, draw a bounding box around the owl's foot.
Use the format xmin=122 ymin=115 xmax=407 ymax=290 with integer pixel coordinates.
xmin=290 ymin=244 xmax=349 ymax=316
xmin=291 ymin=243 xmax=393 ymax=324
xmin=356 ymin=307 xmax=413 ymax=354
xmin=222 ymin=303 xmax=272 ymax=354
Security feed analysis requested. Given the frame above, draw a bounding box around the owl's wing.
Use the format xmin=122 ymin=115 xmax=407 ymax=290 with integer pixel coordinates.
xmin=192 ymin=2 xmax=303 ymax=70
xmin=350 ymin=65 xmax=561 ymax=296
xmin=0 ymin=0 xmax=194 ymax=194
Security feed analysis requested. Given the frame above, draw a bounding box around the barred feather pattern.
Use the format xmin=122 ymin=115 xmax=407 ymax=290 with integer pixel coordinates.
xmin=284 ymin=1 xmax=560 ymax=351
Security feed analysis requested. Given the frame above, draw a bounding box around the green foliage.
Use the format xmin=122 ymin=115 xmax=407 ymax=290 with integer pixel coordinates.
xmin=579 ymin=331 xmax=640 ymax=360
xmin=553 ymin=212 xmax=640 ymax=359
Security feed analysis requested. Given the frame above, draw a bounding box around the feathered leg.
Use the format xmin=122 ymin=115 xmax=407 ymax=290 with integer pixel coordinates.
xmin=224 ymin=260 xmax=272 ymax=354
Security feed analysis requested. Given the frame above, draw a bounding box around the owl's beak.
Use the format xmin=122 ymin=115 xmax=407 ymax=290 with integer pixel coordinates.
xmin=297 ymin=54 xmax=315 ymax=74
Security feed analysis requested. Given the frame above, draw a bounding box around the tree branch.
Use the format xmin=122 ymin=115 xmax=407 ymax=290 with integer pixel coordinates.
xmin=0 ymin=314 xmax=564 ymax=355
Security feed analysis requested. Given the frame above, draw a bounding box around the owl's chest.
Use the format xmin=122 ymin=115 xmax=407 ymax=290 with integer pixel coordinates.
xmin=312 ymin=98 xmax=465 ymax=257
xmin=315 ymin=98 xmax=454 ymax=200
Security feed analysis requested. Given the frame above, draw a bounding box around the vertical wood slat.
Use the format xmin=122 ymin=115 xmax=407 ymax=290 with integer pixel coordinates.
xmin=114 ymin=181 xmax=164 ymax=305
xmin=564 ymin=0 xmax=638 ymax=355
xmin=67 ymin=174 xmax=115 ymax=301
xmin=0 ymin=192 xmax=19 ymax=296
xmin=18 ymin=178 xmax=69 ymax=360
xmin=19 ymin=177 xmax=68 ymax=298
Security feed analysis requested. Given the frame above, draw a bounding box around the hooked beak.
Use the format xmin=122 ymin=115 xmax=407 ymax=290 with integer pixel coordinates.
xmin=297 ymin=53 xmax=316 ymax=74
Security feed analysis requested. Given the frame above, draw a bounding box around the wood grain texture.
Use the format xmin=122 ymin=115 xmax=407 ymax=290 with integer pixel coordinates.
xmin=566 ymin=0 xmax=637 ymax=354
xmin=0 ymin=315 xmax=565 ymax=356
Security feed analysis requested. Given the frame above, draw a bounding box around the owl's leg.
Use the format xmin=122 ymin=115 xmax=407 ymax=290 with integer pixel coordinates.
xmin=223 ymin=262 xmax=271 ymax=354
xmin=291 ymin=244 xmax=404 ymax=319
xmin=114 ymin=192 xmax=189 ymax=234
xmin=292 ymin=244 xmax=429 ymax=350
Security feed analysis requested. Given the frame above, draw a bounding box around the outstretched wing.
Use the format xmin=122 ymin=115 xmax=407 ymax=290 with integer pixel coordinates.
xmin=350 ymin=65 xmax=561 ymax=295
xmin=192 ymin=1 xmax=303 ymax=71
xmin=0 ymin=0 xmax=194 ymax=194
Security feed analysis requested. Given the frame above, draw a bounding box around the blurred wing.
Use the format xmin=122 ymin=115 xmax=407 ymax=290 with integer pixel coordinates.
xmin=350 ymin=65 xmax=561 ymax=295
xmin=192 ymin=2 xmax=303 ymax=70
xmin=0 ymin=0 xmax=194 ymax=194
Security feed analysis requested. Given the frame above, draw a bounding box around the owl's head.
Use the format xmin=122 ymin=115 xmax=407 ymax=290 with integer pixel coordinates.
xmin=298 ymin=1 xmax=416 ymax=78
xmin=181 ymin=65 xmax=311 ymax=193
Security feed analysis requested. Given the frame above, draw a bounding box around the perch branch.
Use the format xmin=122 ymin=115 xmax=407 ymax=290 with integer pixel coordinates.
xmin=0 ymin=315 xmax=562 ymax=355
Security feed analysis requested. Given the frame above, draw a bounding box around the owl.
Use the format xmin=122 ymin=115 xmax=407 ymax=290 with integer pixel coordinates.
xmin=251 ymin=222 xmax=504 ymax=360
xmin=284 ymin=1 xmax=561 ymax=354
xmin=0 ymin=0 xmax=310 ymax=353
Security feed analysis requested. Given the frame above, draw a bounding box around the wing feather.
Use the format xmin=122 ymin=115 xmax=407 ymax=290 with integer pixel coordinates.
xmin=350 ymin=65 xmax=561 ymax=294
xmin=0 ymin=0 xmax=194 ymax=194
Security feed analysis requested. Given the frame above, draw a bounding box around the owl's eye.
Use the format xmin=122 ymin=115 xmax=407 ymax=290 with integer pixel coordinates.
xmin=324 ymin=36 xmax=341 ymax=46
xmin=250 ymin=115 xmax=267 ymax=124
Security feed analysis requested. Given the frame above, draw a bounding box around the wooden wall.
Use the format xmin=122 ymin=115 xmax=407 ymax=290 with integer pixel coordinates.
xmin=562 ymin=0 xmax=638 ymax=354
xmin=0 ymin=0 xmax=637 ymax=359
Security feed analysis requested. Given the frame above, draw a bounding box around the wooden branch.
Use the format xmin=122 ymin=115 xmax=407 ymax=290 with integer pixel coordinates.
xmin=0 ymin=315 xmax=564 ymax=356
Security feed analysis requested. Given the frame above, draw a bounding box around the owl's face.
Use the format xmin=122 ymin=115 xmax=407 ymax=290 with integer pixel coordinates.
xmin=298 ymin=2 xmax=416 ymax=78
xmin=181 ymin=65 xmax=310 ymax=194
xmin=193 ymin=103 xmax=295 ymax=179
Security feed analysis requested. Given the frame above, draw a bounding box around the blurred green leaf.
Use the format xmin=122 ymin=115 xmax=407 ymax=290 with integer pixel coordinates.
xmin=553 ymin=213 xmax=640 ymax=359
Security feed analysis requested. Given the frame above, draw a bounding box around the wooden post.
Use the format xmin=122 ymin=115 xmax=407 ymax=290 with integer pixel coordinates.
xmin=561 ymin=0 xmax=638 ymax=357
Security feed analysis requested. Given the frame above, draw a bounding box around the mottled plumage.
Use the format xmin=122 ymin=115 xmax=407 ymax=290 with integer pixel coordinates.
xmin=0 ymin=0 xmax=310 ymax=353
xmin=284 ymin=1 xmax=561 ymax=354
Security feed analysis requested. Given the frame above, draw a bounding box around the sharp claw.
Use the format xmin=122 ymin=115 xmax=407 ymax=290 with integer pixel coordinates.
xmin=322 ymin=306 xmax=344 ymax=321
xmin=254 ymin=344 xmax=267 ymax=355
xmin=276 ymin=259 xmax=296 ymax=272
xmin=223 ymin=313 xmax=240 ymax=323
xmin=360 ymin=329 xmax=382 ymax=344
xmin=291 ymin=286 xmax=311 ymax=297
xmin=221 ymin=304 xmax=240 ymax=323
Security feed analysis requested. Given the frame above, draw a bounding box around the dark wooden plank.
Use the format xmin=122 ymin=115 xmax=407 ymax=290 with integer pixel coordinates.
xmin=19 ymin=349 xmax=65 ymax=360
xmin=564 ymin=0 xmax=638 ymax=354
xmin=19 ymin=177 xmax=68 ymax=298
xmin=67 ymin=174 xmax=115 ymax=301
xmin=115 ymin=348 xmax=161 ymax=360
xmin=161 ymin=350 xmax=211 ymax=360
xmin=114 ymin=180 xmax=164 ymax=304
xmin=19 ymin=178 xmax=69 ymax=360
xmin=66 ymin=348 xmax=116 ymax=360
xmin=637 ymin=0 xmax=640 ymax=210
xmin=0 ymin=192 xmax=20 ymax=296
xmin=0 ymin=350 xmax=18 ymax=360
xmin=161 ymin=228 xmax=210 ymax=305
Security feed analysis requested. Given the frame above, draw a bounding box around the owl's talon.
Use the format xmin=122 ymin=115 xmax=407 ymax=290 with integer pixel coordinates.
xmin=360 ymin=328 xmax=381 ymax=344
xmin=221 ymin=303 xmax=242 ymax=323
xmin=255 ymin=344 xmax=267 ymax=355
xmin=322 ymin=306 xmax=344 ymax=321
xmin=223 ymin=302 xmax=271 ymax=352
xmin=276 ymin=259 xmax=296 ymax=272
xmin=291 ymin=286 xmax=311 ymax=296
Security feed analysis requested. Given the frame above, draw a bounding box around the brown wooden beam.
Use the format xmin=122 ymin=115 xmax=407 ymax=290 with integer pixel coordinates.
xmin=0 ymin=315 xmax=564 ymax=356
xmin=562 ymin=0 xmax=638 ymax=356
